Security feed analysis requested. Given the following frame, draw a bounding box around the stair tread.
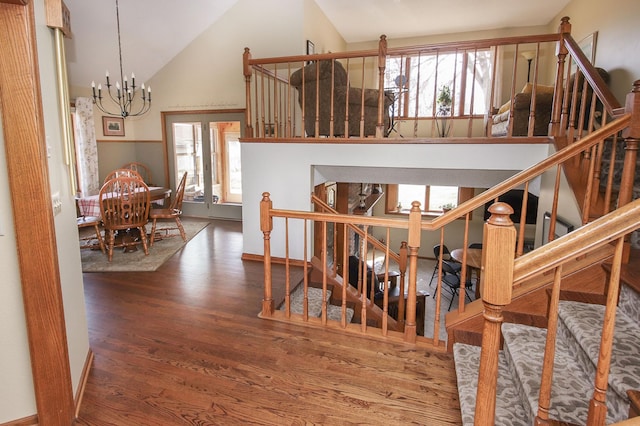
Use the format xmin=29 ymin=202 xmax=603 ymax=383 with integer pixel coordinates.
xmin=453 ymin=343 xmax=529 ymax=426
xmin=502 ymin=322 xmax=624 ymax=424
xmin=558 ymin=300 xmax=640 ymax=403
xmin=282 ymin=286 xmax=332 ymax=318
xmin=326 ymin=304 xmax=354 ymax=323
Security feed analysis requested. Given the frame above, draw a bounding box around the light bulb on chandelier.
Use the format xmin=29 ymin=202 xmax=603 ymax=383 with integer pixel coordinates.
xmin=91 ymin=0 xmax=151 ymax=118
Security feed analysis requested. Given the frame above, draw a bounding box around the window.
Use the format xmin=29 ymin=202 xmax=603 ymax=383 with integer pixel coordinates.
xmin=385 ymin=49 xmax=493 ymax=118
xmin=386 ymin=184 xmax=474 ymax=215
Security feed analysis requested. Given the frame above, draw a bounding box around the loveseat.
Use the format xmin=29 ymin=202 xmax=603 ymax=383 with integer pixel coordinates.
xmin=290 ymin=60 xmax=394 ymax=137
xmin=490 ymin=68 xmax=610 ymax=137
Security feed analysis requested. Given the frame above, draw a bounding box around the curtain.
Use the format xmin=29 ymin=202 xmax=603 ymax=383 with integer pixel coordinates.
xmin=74 ymin=97 xmax=100 ymax=196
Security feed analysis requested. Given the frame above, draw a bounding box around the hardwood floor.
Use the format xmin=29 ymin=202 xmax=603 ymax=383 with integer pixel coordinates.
xmin=76 ymin=219 xmax=462 ymax=425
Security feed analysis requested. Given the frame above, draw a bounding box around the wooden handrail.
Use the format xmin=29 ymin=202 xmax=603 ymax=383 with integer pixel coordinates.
xmin=514 ymin=199 xmax=640 ymax=284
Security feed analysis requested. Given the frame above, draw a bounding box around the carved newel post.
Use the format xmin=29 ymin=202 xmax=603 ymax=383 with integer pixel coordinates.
xmin=473 ymin=202 xmax=516 ymax=425
xmin=260 ymin=192 xmax=274 ymax=316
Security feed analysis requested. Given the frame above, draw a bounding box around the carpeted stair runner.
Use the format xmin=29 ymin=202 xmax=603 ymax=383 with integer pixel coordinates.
xmin=280 ymin=285 xmax=354 ymax=323
xmin=454 ymin=282 xmax=639 ymax=424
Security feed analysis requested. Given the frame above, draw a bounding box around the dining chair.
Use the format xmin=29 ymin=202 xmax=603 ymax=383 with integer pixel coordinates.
xmin=432 ymin=260 xmax=473 ymax=311
xmin=149 ymin=172 xmax=188 ymax=246
xmin=77 ymin=215 xmax=105 ymax=253
xmin=429 ymin=244 xmax=461 ymax=286
xmin=99 ymin=176 xmax=151 ymax=261
xmin=103 ymin=168 xmax=143 ymax=184
xmin=122 ymin=162 xmax=153 ymax=186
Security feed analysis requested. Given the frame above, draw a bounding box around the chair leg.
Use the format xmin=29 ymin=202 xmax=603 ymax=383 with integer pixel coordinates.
xmin=175 ymin=217 xmax=186 ymax=241
xmin=429 ymin=263 xmax=438 ymax=286
xmin=92 ymin=223 xmax=106 ymax=253
xmin=139 ymin=225 xmax=149 ymax=255
xmin=106 ymin=229 xmax=115 ymax=262
xmin=150 ymin=219 xmax=157 ymax=247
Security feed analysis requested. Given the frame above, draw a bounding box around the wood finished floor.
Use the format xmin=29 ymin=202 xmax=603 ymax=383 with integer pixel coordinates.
xmin=76 ymin=219 xmax=462 ymax=425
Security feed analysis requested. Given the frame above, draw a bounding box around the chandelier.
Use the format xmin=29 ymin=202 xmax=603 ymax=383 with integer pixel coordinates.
xmin=91 ymin=0 xmax=151 ymax=118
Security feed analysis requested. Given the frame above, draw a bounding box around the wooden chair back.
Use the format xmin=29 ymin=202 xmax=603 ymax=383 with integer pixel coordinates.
xmin=122 ymin=162 xmax=153 ymax=185
xmin=100 ymin=176 xmax=151 ymax=232
xmin=103 ymin=168 xmax=143 ymax=184
xmin=170 ymin=172 xmax=188 ymax=212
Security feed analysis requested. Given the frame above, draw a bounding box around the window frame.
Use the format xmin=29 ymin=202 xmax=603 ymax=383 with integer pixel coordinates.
xmin=385 ymin=184 xmax=474 ymax=217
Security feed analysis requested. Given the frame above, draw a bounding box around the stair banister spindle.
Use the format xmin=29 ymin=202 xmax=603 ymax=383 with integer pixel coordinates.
xmin=376 ymin=35 xmax=387 ymax=138
xmin=260 ymin=192 xmax=274 ymax=316
xmin=587 ymin=237 xmax=625 ymax=424
xmin=474 ymin=202 xmax=516 ymax=426
xmin=535 ymin=265 xmax=563 ymax=424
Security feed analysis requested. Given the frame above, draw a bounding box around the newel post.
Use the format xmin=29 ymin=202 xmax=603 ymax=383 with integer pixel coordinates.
xmin=474 ymin=202 xmax=516 ymax=425
xmin=550 ymin=17 xmax=571 ymax=137
xmin=404 ymin=201 xmax=422 ymax=343
xmin=376 ymin=34 xmax=388 ymax=138
xmin=397 ymin=241 xmax=408 ymax=330
xmin=243 ymin=48 xmax=254 ymax=138
xmin=261 ymin=192 xmax=274 ymax=316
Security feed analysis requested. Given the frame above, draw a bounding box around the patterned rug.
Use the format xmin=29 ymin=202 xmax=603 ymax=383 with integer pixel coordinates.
xmin=79 ymin=219 xmax=210 ymax=272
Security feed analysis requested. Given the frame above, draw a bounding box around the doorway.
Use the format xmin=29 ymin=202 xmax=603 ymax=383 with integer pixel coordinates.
xmin=164 ymin=111 xmax=244 ymax=217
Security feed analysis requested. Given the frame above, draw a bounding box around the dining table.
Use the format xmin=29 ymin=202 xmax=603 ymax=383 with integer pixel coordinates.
xmin=450 ymin=247 xmax=483 ymax=299
xmin=77 ymin=186 xmax=171 ymax=218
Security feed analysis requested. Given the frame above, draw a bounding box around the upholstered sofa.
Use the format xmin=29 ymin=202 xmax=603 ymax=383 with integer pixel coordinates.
xmin=490 ymin=68 xmax=610 ymax=137
xmin=490 ymin=83 xmax=555 ymax=136
xmin=290 ymin=60 xmax=394 ymax=137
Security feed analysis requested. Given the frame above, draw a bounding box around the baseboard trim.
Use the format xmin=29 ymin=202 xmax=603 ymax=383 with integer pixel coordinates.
xmin=74 ymin=349 xmax=94 ymax=420
xmin=241 ymin=252 xmax=308 ymax=268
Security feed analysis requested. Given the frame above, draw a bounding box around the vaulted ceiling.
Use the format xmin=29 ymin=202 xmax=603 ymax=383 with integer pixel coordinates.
xmin=64 ymin=0 xmax=570 ymax=90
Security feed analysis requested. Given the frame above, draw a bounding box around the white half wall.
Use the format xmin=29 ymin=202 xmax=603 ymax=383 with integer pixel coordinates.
xmin=241 ymin=142 xmax=551 ymax=260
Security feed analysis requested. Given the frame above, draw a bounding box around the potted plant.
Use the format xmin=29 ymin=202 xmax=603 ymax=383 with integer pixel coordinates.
xmin=437 ymin=85 xmax=452 ymax=116
xmin=440 ymin=202 xmax=456 ymax=213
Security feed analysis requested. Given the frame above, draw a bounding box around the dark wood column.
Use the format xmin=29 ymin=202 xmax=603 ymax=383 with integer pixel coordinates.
xmin=0 ymin=0 xmax=74 ymax=424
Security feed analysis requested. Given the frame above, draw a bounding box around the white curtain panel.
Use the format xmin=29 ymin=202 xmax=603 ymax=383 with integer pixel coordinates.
xmin=74 ymin=97 xmax=100 ymax=196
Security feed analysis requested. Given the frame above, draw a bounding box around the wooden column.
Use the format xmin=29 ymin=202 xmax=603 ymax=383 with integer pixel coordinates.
xmin=550 ymin=17 xmax=571 ymax=138
xmin=243 ymin=48 xmax=254 ymax=138
xmin=473 ymin=202 xmax=516 ymax=426
xmin=0 ymin=0 xmax=75 ymax=423
xmin=260 ymin=192 xmax=274 ymax=316
xmin=403 ymin=201 xmax=421 ymax=343
xmin=376 ymin=35 xmax=387 ymax=138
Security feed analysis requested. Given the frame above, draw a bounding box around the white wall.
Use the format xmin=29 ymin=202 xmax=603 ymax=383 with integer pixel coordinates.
xmin=241 ymin=142 xmax=551 ymax=259
xmin=552 ymin=0 xmax=640 ymax=102
xmin=0 ymin=0 xmax=90 ymax=421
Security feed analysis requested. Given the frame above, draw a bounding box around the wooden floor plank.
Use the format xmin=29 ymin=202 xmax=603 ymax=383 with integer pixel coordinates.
xmin=76 ymin=219 xmax=462 ymax=425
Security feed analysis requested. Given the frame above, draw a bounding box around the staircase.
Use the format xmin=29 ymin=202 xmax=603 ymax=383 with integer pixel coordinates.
xmin=453 ymin=263 xmax=640 ymax=424
xmin=278 ymin=284 xmax=355 ymax=323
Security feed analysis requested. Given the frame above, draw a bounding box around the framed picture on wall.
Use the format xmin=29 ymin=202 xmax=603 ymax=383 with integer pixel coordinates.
xmin=102 ymin=116 xmax=125 ymax=136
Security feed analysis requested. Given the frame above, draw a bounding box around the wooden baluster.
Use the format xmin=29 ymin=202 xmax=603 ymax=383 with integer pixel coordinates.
xmin=359 ymin=57 xmax=366 ymax=137
xmin=403 ymin=201 xmax=421 ymax=343
xmin=398 ymin=241 xmax=408 ymax=333
xmin=433 ymin=228 xmax=445 ymax=344
xmin=474 ymin=202 xmax=516 ymax=426
xmin=314 ymin=58 xmax=320 ymax=137
xmin=321 ymin=220 xmax=328 ymax=325
xmin=260 ymin=192 xmax=274 ymax=316
xmin=515 ymin=181 xmax=529 ymax=257
xmin=344 ymin=58 xmax=350 ymax=137
xmin=458 ymin=213 xmax=470 ymax=312
xmin=381 ymin=228 xmax=391 ymax=336
xmin=303 ymin=218 xmax=309 ymax=321
xmin=617 ymin=80 xmax=640 ymax=260
xmin=604 ymin=133 xmax=618 ymax=213
xmin=329 ymin=60 xmax=335 ymax=137
xmin=284 ymin=218 xmax=290 ymax=317
xmin=360 ymin=226 xmax=369 ymax=332
xmin=341 ymin=225 xmax=349 ymax=328
xmin=243 ymin=48 xmax=254 ymax=138
xmin=587 ymin=237 xmax=625 ymax=425
xmin=535 ymin=265 xmax=563 ymax=425
xmin=376 ymin=35 xmax=387 ymax=138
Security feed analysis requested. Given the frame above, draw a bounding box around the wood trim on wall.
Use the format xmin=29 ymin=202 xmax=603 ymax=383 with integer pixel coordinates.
xmin=0 ymin=1 xmax=74 ymax=423
xmin=96 ymin=139 xmax=162 ymax=143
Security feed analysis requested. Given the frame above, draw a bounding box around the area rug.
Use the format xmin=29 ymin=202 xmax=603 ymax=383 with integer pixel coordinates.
xmin=80 ymin=219 xmax=210 ymax=272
